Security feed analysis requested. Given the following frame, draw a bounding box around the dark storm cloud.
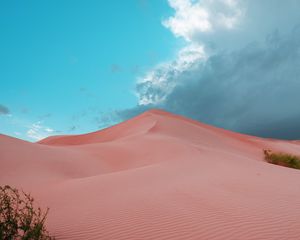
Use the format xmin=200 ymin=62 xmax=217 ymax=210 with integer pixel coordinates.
xmin=0 ymin=104 xmax=10 ymax=115
xmin=116 ymin=26 xmax=300 ymax=139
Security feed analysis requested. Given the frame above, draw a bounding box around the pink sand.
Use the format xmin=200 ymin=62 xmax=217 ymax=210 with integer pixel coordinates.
xmin=1 ymin=109 xmax=300 ymax=239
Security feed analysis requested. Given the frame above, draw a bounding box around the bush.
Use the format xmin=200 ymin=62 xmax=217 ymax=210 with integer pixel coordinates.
xmin=0 ymin=185 xmax=55 ymax=240
xmin=263 ymin=149 xmax=300 ymax=169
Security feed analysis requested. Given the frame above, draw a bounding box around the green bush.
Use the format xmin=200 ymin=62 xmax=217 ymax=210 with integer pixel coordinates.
xmin=0 ymin=185 xmax=55 ymax=240
xmin=263 ymin=149 xmax=300 ymax=169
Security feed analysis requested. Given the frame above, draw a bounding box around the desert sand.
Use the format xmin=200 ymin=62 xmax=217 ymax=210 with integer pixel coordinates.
xmin=1 ymin=109 xmax=300 ymax=239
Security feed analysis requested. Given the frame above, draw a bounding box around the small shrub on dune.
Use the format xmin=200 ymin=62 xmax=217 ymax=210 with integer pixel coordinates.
xmin=0 ymin=185 xmax=55 ymax=240
xmin=263 ymin=149 xmax=300 ymax=169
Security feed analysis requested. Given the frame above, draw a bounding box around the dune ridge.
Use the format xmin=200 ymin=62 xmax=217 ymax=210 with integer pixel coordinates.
xmin=1 ymin=109 xmax=300 ymax=239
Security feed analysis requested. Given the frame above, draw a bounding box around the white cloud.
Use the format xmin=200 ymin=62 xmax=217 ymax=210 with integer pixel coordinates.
xmin=163 ymin=0 xmax=243 ymax=42
xmin=26 ymin=121 xmax=55 ymax=141
xmin=163 ymin=0 xmax=212 ymax=41
xmin=45 ymin=127 xmax=54 ymax=133
xmin=137 ymin=43 xmax=206 ymax=105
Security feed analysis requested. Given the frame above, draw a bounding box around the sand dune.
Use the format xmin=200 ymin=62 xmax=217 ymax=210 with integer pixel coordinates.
xmin=1 ymin=109 xmax=300 ymax=239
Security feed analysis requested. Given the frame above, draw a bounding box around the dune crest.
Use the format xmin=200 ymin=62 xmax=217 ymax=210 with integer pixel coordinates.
xmin=1 ymin=109 xmax=300 ymax=240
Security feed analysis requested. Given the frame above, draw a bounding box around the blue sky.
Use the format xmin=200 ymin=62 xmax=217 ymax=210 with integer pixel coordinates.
xmin=0 ymin=0 xmax=176 ymax=140
xmin=1 ymin=0 xmax=300 ymax=141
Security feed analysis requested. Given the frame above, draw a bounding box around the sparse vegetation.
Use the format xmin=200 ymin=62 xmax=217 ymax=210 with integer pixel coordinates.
xmin=263 ymin=149 xmax=300 ymax=169
xmin=0 ymin=185 xmax=55 ymax=240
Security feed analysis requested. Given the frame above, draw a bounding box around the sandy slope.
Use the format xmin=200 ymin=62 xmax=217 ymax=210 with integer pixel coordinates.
xmin=1 ymin=109 xmax=300 ymax=239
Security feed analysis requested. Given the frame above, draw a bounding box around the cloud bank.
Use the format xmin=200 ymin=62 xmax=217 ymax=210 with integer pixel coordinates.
xmin=114 ymin=0 xmax=300 ymax=139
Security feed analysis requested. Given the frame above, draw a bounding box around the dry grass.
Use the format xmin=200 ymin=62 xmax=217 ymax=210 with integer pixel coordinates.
xmin=263 ymin=149 xmax=300 ymax=169
xmin=0 ymin=185 xmax=55 ymax=239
